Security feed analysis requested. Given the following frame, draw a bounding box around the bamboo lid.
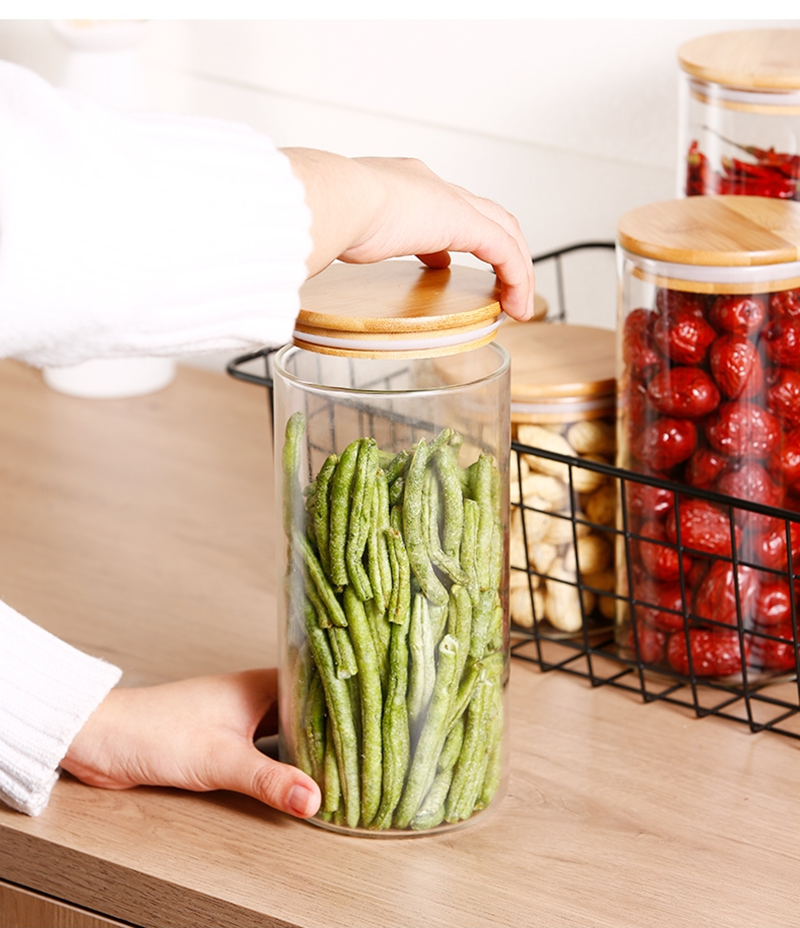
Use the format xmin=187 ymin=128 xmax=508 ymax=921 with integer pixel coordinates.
xmin=678 ymin=30 xmax=800 ymax=91
xmin=494 ymin=322 xmax=616 ymax=422
xmin=618 ymin=196 xmax=800 ymax=267
xmin=294 ymin=261 xmax=504 ymax=358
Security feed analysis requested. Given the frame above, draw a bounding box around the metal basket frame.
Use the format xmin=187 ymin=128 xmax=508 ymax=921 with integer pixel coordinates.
xmin=227 ymin=243 xmax=800 ymax=740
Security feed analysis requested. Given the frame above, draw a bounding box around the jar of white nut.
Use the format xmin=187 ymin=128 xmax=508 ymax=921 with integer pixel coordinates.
xmin=494 ymin=322 xmax=617 ymax=637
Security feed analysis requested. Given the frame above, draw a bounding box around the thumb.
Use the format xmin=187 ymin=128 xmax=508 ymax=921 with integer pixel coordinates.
xmin=217 ymin=742 xmax=322 ymax=818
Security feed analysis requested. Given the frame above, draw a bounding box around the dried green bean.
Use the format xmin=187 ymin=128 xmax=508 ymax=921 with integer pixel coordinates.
xmin=327 ymin=624 xmax=359 ymax=680
xmin=435 ymin=442 xmax=464 ymax=559
xmin=304 ymin=666 xmax=326 ymax=785
xmin=470 ymin=589 xmax=500 ymax=661
xmin=470 ymin=454 xmax=496 ymax=591
xmin=301 ymin=599 xmax=360 ymax=828
xmin=372 ymin=615 xmax=411 ymax=830
xmin=346 ymin=438 xmax=378 ymax=600
xmin=282 ymin=412 xmax=305 ymax=536
xmin=365 ymin=597 xmax=391 ymax=692
xmin=410 ymin=717 xmax=466 ymax=831
xmin=329 ymin=439 xmax=360 ymax=588
xmin=293 ymin=529 xmax=347 ymax=628
xmin=387 ymin=514 xmax=411 ymax=626
xmin=388 ymin=474 xmax=405 ymax=507
xmin=393 ymin=633 xmax=460 ymax=829
xmin=424 ymin=469 xmax=470 ymax=586
xmin=447 ymin=584 xmax=473 ymax=685
xmin=410 ymin=767 xmax=454 ymax=831
xmin=322 ymin=714 xmax=341 ymax=814
xmin=290 ymin=643 xmax=314 ymax=778
xmin=460 ymin=498 xmax=480 ymax=598
xmin=407 ymin=592 xmax=436 ymax=735
xmin=343 ymin=587 xmax=383 ymax=826
xmin=445 ymin=663 xmax=501 ymax=823
xmin=403 ymin=439 xmax=448 ymax=606
xmin=476 ymin=678 xmax=504 ymax=811
xmin=384 ymin=449 xmax=410 ymax=486
xmin=313 ymin=453 xmax=338 ymax=577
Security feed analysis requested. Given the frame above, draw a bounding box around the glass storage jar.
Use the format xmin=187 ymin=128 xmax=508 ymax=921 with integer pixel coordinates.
xmin=616 ymin=195 xmax=800 ymax=682
xmin=274 ymin=261 xmax=511 ymax=835
xmin=677 ymin=29 xmax=800 ymax=200
xmin=494 ymin=321 xmax=617 ymax=638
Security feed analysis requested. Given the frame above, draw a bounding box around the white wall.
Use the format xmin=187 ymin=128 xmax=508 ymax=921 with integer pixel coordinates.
xmin=0 ymin=18 xmax=795 ymax=365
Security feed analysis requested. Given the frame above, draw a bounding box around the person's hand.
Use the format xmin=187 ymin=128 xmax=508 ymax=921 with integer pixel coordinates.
xmin=283 ymin=148 xmax=535 ymax=323
xmin=61 ymin=670 xmax=321 ymax=819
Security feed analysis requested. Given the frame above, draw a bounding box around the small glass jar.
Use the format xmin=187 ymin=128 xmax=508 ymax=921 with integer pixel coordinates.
xmin=616 ymin=195 xmax=800 ymax=682
xmin=677 ymin=29 xmax=800 ymax=200
xmin=494 ymin=321 xmax=617 ymax=638
xmin=274 ymin=262 xmax=511 ymax=835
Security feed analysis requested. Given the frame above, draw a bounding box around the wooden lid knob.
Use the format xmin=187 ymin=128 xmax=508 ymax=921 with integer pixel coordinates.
xmin=678 ymin=29 xmax=800 ymax=91
xmin=295 ymin=261 xmax=503 ymax=358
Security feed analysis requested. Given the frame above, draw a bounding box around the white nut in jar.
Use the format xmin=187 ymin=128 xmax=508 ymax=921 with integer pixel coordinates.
xmin=570 ymin=455 xmax=609 ymax=494
xmin=510 ymin=507 xmax=551 ymax=566
xmin=518 ymin=425 xmax=574 ymax=481
xmin=529 ymin=541 xmax=558 ymax=575
xmin=544 ymin=560 xmax=597 ymax=634
xmin=540 ymin=511 xmax=591 ymax=547
xmin=584 ymin=482 xmax=617 ymax=527
xmin=562 ymin=533 xmax=613 ymax=576
xmin=566 ymin=419 xmax=616 ymax=456
xmin=509 ymin=568 xmax=539 ymax=590
xmin=582 ymin=570 xmax=617 ymax=620
xmin=509 ymin=584 xmax=545 ymax=631
xmin=511 ymin=474 xmax=567 ymax=509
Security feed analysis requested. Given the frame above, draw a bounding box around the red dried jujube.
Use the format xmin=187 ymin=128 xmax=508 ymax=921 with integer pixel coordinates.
xmin=652 ymin=308 xmax=716 ymax=366
xmin=646 ymin=366 xmax=720 ymax=418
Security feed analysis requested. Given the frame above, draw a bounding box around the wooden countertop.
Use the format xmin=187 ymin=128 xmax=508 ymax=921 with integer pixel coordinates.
xmin=0 ymin=359 xmax=798 ymax=928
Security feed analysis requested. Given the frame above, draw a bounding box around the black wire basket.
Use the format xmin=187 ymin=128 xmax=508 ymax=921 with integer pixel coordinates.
xmin=228 ymin=244 xmax=800 ymax=740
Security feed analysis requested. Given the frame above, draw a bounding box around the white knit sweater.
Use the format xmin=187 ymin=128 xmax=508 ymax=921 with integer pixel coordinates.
xmin=0 ymin=60 xmax=313 ymax=815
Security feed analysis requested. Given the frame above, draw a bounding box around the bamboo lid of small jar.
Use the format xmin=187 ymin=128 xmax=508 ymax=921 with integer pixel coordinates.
xmin=493 ymin=321 xmax=616 ymax=423
xmin=678 ymin=29 xmax=800 ymax=91
xmin=618 ymin=196 xmax=800 ymax=294
xmin=295 ymin=261 xmax=506 ymax=359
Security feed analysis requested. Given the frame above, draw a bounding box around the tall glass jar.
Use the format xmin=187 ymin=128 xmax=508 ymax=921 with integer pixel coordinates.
xmin=494 ymin=320 xmax=617 ymax=638
xmin=677 ymin=29 xmax=800 ymax=200
xmin=616 ymin=195 xmax=800 ymax=682
xmin=274 ymin=262 xmax=511 ymax=835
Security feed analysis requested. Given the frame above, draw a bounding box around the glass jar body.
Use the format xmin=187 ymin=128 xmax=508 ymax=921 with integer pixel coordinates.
xmin=678 ymin=73 xmax=800 ymax=200
xmin=616 ymin=251 xmax=800 ymax=682
xmin=273 ymin=343 xmax=511 ymax=835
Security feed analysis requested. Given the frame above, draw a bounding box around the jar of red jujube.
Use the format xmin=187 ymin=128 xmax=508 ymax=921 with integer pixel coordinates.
xmin=678 ymin=29 xmax=800 ymax=201
xmin=616 ymin=195 xmax=800 ymax=681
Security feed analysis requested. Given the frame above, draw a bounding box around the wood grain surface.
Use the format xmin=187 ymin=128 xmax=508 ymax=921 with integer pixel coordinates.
xmin=1 ymin=359 xmax=799 ymax=928
xmin=617 ymin=196 xmax=800 ymax=268
xmin=297 ymin=261 xmax=501 ymax=332
xmin=678 ymin=28 xmax=800 ymax=90
xmin=494 ymin=322 xmax=616 ymax=400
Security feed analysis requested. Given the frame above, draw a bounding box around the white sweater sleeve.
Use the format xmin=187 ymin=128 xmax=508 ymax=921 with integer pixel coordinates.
xmin=0 ymin=61 xmax=312 ymax=815
xmin=0 ymin=59 xmax=313 ymax=366
xmin=0 ymin=600 xmax=122 ymax=816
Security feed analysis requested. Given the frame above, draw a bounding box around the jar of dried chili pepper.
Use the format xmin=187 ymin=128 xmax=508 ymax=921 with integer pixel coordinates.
xmin=678 ymin=29 xmax=800 ymax=201
xmin=616 ymin=196 xmax=800 ymax=682
xmin=274 ymin=261 xmax=511 ymax=835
